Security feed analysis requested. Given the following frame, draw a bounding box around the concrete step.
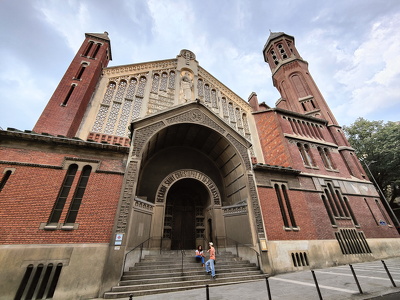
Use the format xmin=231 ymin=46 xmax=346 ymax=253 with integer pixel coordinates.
xmin=102 ymin=252 xmax=262 ymax=299
xmin=130 ymin=260 xmax=253 ymax=270
xmin=124 ymin=264 xmax=258 ymax=276
xmin=122 ymin=266 xmax=259 ymax=280
xmin=120 ymin=270 xmax=264 ymax=285
xmin=103 ymin=275 xmax=265 ymax=299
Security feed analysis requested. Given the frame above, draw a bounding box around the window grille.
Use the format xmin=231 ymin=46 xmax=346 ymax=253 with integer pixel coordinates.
xmin=14 ymin=263 xmax=63 ymax=300
xmin=291 ymin=252 xmax=309 ymax=267
xmin=168 ymin=71 xmax=176 ymax=89
xmin=335 ymin=229 xmax=371 ymax=255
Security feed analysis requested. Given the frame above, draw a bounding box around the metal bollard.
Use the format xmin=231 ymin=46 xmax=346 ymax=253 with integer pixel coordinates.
xmin=265 ymin=276 xmax=272 ymax=300
xmin=349 ymin=264 xmax=363 ymax=294
xmin=311 ymin=270 xmax=323 ymax=300
xmin=206 ymin=284 xmax=210 ymax=300
xmin=381 ymin=260 xmax=397 ymax=287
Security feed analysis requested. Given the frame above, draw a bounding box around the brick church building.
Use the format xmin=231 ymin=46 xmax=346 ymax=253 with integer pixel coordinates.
xmin=1 ymin=31 xmax=399 ymax=299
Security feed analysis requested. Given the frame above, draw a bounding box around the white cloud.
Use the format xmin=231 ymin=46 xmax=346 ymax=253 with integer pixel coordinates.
xmin=334 ymin=13 xmax=400 ymax=121
xmin=0 ymin=54 xmax=54 ymax=129
xmin=34 ymin=0 xmax=90 ymax=52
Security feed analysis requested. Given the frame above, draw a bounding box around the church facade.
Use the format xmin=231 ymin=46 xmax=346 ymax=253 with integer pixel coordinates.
xmin=1 ymin=32 xmax=399 ymax=299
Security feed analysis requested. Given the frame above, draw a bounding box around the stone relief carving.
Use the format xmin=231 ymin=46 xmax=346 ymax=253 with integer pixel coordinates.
xmin=156 ymin=169 xmax=221 ymax=205
xmin=222 ymin=203 xmax=248 ymax=216
xmin=134 ymin=197 xmax=154 ymax=213
xmin=132 ymin=121 xmax=165 ymax=157
xmin=166 ymin=109 xmax=225 ymax=135
xmin=247 ymin=174 xmax=264 ymax=234
xmin=180 ymin=71 xmax=194 ymax=102
xmin=116 ymin=160 xmax=138 ymax=233
xmin=179 ymin=49 xmax=196 ymax=65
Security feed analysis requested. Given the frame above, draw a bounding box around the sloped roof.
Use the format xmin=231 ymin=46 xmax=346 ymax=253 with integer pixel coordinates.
xmin=263 ymin=31 xmax=295 ymax=52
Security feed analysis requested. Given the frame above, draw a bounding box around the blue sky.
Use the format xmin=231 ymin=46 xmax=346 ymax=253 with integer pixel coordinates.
xmin=1 ymin=0 xmax=399 ymax=131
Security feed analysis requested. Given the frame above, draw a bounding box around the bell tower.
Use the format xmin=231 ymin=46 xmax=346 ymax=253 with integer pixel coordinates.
xmin=33 ymin=32 xmax=112 ymax=137
xmin=263 ymin=32 xmax=338 ymax=126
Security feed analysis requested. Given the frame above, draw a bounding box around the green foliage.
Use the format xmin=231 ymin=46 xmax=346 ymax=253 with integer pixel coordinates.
xmin=343 ymin=117 xmax=400 ymax=202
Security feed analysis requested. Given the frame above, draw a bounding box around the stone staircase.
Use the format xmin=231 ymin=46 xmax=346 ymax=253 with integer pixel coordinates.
xmin=103 ymin=251 xmax=265 ymax=299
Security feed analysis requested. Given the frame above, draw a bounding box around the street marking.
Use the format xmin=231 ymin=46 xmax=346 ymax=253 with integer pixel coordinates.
xmin=317 ymin=271 xmax=392 ymax=280
xmin=270 ymin=277 xmax=357 ymax=293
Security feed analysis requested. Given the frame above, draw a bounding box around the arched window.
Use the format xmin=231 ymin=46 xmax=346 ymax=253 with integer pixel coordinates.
xmin=275 ymin=183 xmax=289 ymax=228
xmin=48 ymin=164 xmax=78 ymax=223
xmin=204 ymin=84 xmax=211 ymax=103
xmin=75 ymin=62 xmax=88 ymax=80
xmin=136 ymin=76 xmax=147 ymax=97
xmin=291 ymin=74 xmax=309 ymax=98
xmin=282 ymin=185 xmax=296 ymax=227
xmin=304 ymin=144 xmax=314 ymax=166
xmin=102 ymin=82 xmax=116 ymax=105
xmin=126 ymin=78 xmax=138 ymax=100
xmin=168 ymin=71 xmax=176 ymax=89
xmin=0 ymin=170 xmax=12 ymax=192
xmin=274 ymin=183 xmax=297 ymax=228
xmin=211 ymin=89 xmax=218 ymax=108
xmin=65 ymin=165 xmax=92 ymax=223
xmin=114 ymin=80 xmax=127 ymax=102
xmin=62 ymin=84 xmax=76 ymax=106
xmin=321 ymin=195 xmax=335 ymax=225
xmin=151 ymin=73 xmax=160 ymax=93
xmin=160 ymin=72 xmax=168 ymax=91
xmin=91 ymin=43 xmax=101 ymax=58
xmin=83 ymin=41 xmax=94 ymax=57
xmin=197 ymin=79 xmax=204 ymax=97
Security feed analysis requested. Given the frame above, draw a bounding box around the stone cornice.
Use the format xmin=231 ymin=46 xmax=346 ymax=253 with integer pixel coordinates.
xmin=253 ymin=163 xmax=301 ymax=174
xmin=252 ymin=107 xmax=328 ymax=125
xmin=103 ymin=59 xmax=177 ymax=77
xmin=0 ymin=129 xmax=129 ymax=153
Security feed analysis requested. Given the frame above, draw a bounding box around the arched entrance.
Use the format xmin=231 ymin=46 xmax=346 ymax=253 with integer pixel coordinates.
xmin=165 ymin=178 xmax=208 ymax=250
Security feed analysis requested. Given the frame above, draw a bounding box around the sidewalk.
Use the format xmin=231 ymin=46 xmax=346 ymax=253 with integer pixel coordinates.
xmin=124 ymin=257 xmax=400 ymax=300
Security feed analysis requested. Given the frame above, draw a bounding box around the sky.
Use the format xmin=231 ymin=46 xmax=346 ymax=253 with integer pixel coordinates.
xmin=1 ymin=0 xmax=400 ymax=131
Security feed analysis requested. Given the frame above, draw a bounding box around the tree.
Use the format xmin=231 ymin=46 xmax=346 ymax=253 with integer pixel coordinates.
xmin=342 ymin=118 xmax=400 ymax=204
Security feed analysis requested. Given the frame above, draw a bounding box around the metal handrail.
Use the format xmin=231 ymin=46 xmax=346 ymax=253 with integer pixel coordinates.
xmin=122 ymin=237 xmax=152 ymax=272
xmin=181 ymin=250 xmax=186 ymax=275
xmin=217 ymin=236 xmax=261 ymax=269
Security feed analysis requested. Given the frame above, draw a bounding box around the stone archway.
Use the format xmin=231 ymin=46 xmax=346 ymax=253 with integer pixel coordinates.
xmin=151 ymin=169 xmax=224 ymax=250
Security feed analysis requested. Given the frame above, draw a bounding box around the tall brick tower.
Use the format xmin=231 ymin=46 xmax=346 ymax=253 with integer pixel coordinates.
xmin=33 ymin=32 xmax=112 ymax=137
xmin=262 ymin=31 xmax=366 ymax=180
xmin=263 ymin=32 xmax=339 ymax=125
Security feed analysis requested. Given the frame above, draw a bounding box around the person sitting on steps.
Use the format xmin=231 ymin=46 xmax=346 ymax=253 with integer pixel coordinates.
xmin=195 ymin=245 xmax=205 ymax=267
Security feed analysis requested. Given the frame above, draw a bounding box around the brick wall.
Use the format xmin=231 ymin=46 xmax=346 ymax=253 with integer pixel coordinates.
xmin=0 ymin=137 xmax=126 ymax=245
xmin=253 ymin=110 xmax=292 ymax=167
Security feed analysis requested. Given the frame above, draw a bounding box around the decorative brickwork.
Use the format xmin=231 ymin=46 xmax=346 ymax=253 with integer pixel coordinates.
xmin=155 ymin=169 xmax=221 ymax=205
xmin=116 ymin=160 xmax=138 ymax=233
